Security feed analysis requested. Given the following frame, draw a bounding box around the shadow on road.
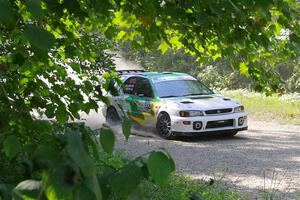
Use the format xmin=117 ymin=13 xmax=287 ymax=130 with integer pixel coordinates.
xmin=175 ymin=134 xmax=249 ymax=142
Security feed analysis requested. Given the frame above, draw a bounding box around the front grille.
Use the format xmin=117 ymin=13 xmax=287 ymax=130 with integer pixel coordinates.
xmin=206 ymin=119 xmax=234 ymax=129
xmin=205 ymin=108 xmax=232 ymax=115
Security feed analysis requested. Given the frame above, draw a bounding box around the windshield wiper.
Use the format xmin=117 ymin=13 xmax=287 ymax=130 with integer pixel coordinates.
xmin=160 ymin=95 xmax=180 ymax=98
xmin=182 ymin=93 xmax=207 ymax=96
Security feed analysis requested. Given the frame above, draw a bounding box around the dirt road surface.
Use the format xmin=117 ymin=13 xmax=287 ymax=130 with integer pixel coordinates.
xmin=105 ymin=119 xmax=300 ymax=199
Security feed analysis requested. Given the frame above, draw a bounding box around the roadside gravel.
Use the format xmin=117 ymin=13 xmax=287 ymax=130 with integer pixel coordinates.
xmin=113 ymin=120 xmax=300 ymax=199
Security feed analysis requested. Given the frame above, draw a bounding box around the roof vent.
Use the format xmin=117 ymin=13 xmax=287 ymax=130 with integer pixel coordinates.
xmin=223 ymin=98 xmax=231 ymax=101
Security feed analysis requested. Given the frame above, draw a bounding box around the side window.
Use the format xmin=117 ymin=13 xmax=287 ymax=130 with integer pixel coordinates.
xmin=134 ymin=78 xmax=154 ymax=98
xmin=123 ymin=77 xmax=137 ymax=95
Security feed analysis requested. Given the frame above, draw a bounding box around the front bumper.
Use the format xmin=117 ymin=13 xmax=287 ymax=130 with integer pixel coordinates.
xmin=170 ymin=112 xmax=248 ymax=133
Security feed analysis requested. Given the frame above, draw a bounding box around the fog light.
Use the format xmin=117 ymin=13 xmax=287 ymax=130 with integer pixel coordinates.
xmin=183 ymin=121 xmax=191 ymax=125
xmin=238 ymin=117 xmax=245 ymax=126
xmin=193 ymin=121 xmax=202 ymax=130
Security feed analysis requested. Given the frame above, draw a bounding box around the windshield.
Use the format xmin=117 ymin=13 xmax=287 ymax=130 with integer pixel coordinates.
xmin=154 ymin=80 xmax=214 ymax=98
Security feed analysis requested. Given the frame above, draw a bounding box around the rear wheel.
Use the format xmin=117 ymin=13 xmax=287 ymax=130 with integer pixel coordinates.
xmin=106 ymin=107 xmax=121 ymax=125
xmin=156 ymin=112 xmax=173 ymax=139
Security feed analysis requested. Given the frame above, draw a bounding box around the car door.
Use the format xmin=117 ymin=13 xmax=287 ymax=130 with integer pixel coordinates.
xmin=121 ymin=76 xmax=138 ymax=118
xmin=125 ymin=77 xmax=155 ymax=125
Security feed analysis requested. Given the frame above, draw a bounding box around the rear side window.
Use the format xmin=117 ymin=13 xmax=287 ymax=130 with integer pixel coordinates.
xmin=123 ymin=77 xmax=154 ymax=98
xmin=124 ymin=77 xmax=137 ymax=95
xmin=134 ymin=78 xmax=153 ymax=98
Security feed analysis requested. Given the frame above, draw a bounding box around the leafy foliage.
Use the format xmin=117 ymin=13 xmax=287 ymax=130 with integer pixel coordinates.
xmin=122 ymin=118 xmax=132 ymax=141
xmin=3 ymin=135 xmax=21 ymax=160
xmin=147 ymin=149 xmax=175 ymax=187
xmin=1 ymin=0 xmax=299 ymax=199
xmin=121 ymin=43 xmax=300 ymax=93
xmin=0 ymin=122 xmax=176 ymax=199
xmin=99 ymin=128 xmax=115 ymax=155
xmin=109 ymin=163 xmax=143 ymax=197
xmin=116 ymin=0 xmax=300 ymax=93
xmin=140 ymin=175 xmax=246 ymax=200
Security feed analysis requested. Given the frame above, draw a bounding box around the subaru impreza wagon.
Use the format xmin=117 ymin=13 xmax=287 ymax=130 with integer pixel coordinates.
xmin=102 ymin=70 xmax=247 ymax=139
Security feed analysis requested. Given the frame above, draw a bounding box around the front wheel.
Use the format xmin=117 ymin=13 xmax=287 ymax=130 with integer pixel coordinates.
xmin=156 ymin=113 xmax=173 ymax=139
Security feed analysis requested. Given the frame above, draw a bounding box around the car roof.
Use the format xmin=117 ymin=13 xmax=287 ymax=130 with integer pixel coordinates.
xmin=119 ymin=71 xmax=194 ymax=82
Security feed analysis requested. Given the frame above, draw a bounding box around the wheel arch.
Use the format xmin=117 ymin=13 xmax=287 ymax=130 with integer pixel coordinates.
xmin=156 ymin=111 xmax=170 ymax=121
xmin=106 ymin=105 xmax=117 ymax=115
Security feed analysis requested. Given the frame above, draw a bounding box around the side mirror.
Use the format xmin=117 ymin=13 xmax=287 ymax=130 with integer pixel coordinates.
xmin=95 ymin=85 xmax=102 ymax=96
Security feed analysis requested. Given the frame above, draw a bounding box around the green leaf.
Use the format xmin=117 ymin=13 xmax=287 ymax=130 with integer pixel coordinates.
xmin=147 ymin=149 xmax=175 ymax=187
xmin=26 ymin=0 xmax=43 ymax=19
xmin=0 ymin=0 xmax=15 ymax=24
xmin=97 ymin=174 xmax=112 ymax=200
xmin=66 ymin=131 xmax=95 ymax=177
xmin=78 ymin=174 xmax=103 ymax=200
xmin=69 ymin=102 xmax=80 ymax=118
xmin=78 ymin=186 xmax=97 ymax=200
xmin=158 ymin=41 xmax=169 ymax=54
xmin=20 ymin=78 xmax=29 ymax=85
xmin=83 ymin=174 xmax=102 ymax=200
xmin=109 ymin=164 xmax=143 ymax=197
xmin=15 ymin=180 xmax=42 ymax=191
xmin=56 ymin=104 xmax=68 ymax=123
xmin=99 ymin=128 xmax=115 ymax=154
xmin=4 ymin=135 xmax=21 ymax=160
xmin=122 ymin=118 xmax=131 ymax=141
xmin=70 ymin=63 xmax=81 ymax=73
xmin=44 ymin=164 xmax=74 ymax=200
xmin=104 ymin=26 xmax=117 ymax=39
xmin=239 ymin=62 xmax=249 ymax=76
xmin=24 ymin=25 xmax=55 ymax=51
xmin=81 ymin=128 xmax=100 ymax=163
xmin=13 ymin=180 xmax=42 ymax=199
xmin=45 ymin=105 xmax=55 ymax=118
xmin=99 ymin=96 xmax=110 ymax=105
xmin=0 ymin=183 xmax=13 ymax=200
xmin=137 ymin=158 xmax=149 ymax=179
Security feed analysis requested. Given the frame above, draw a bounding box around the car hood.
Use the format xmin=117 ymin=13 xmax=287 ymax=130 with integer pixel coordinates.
xmin=164 ymin=95 xmax=241 ymax=110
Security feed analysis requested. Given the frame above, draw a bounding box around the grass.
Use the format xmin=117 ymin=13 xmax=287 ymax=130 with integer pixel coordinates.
xmin=110 ymin=150 xmax=245 ymax=199
xmin=139 ymin=175 xmax=246 ymax=200
xmin=220 ymin=89 xmax=300 ymax=125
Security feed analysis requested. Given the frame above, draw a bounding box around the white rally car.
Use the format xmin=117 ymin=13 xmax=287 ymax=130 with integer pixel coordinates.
xmin=103 ymin=70 xmax=247 ymax=139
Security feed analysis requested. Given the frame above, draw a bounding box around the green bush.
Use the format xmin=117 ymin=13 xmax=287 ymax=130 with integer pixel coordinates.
xmin=196 ymin=65 xmax=255 ymax=91
xmin=0 ymin=122 xmax=176 ymax=199
xmin=197 ymin=65 xmax=231 ymax=90
xmin=140 ymin=175 xmax=245 ymax=200
xmin=121 ymin=43 xmax=300 ymax=94
xmin=286 ymin=67 xmax=300 ymax=93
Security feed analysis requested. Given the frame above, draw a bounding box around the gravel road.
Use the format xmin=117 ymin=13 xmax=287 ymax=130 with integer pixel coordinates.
xmin=108 ymin=119 xmax=300 ymax=199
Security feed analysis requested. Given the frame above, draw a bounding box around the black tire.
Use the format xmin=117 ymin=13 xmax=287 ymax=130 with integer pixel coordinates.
xmin=156 ymin=112 xmax=173 ymax=139
xmin=106 ymin=107 xmax=121 ymax=125
xmin=224 ymin=130 xmax=238 ymax=137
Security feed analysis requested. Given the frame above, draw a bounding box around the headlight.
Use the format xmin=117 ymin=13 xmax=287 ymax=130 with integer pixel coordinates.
xmin=234 ymin=106 xmax=244 ymax=113
xmin=179 ymin=110 xmax=204 ymax=117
